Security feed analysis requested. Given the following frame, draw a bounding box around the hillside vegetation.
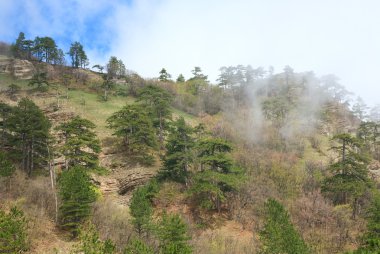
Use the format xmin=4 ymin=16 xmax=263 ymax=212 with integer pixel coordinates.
xmin=0 ymin=33 xmax=380 ymax=254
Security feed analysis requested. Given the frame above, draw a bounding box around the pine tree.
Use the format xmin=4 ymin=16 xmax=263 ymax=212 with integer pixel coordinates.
xmin=0 ymin=151 xmax=15 ymax=191
xmin=0 ymin=207 xmax=29 ymax=253
xmin=107 ymin=104 xmax=157 ymax=158
xmin=56 ymin=116 xmax=100 ymax=170
xmin=0 ymin=102 xmax=13 ymax=149
xmin=158 ymin=68 xmax=172 ymax=82
xmin=129 ymin=185 xmax=154 ymax=237
xmin=158 ymin=117 xmax=194 ymax=184
xmin=189 ymin=137 xmax=241 ymax=212
xmin=123 ymin=238 xmax=154 ymax=254
xmin=8 ymin=98 xmax=51 ymax=177
xmin=259 ymin=199 xmax=309 ymax=254
xmin=322 ymin=133 xmax=371 ymax=218
xmin=176 ymin=74 xmax=185 ymax=83
xmin=28 ymin=71 xmax=49 ymax=91
xmin=352 ymin=191 xmax=380 ymax=253
xmin=58 ymin=166 xmax=96 ymax=237
xmin=68 ymin=42 xmax=87 ymax=68
xmin=137 ymin=85 xmax=173 ymax=149
xmin=357 ymin=121 xmax=380 ymax=160
xmin=156 ymin=213 xmax=192 ymax=254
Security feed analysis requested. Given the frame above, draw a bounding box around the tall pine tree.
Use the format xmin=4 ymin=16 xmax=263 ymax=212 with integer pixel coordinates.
xmin=137 ymin=85 xmax=173 ymax=149
xmin=56 ymin=116 xmax=100 ymax=170
xmin=189 ymin=138 xmax=241 ymax=212
xmin=8 ymin=98 xmax=51 ymax=176
xmin=58 ymin=166 xmax=96 ymax=237
xmin=259 ymin=199 xmax=309 ymax=254
xmin=158 ymin=117 xmax=194 ymax=184
xmin=107 ymin=104 xmax=157 ymax=159
xmin=322 ymin=133 xmax=371 ymax=218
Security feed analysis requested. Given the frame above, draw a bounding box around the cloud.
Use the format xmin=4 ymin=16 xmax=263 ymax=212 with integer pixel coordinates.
xmin=0 ymin=0 xmax=379 ymax=107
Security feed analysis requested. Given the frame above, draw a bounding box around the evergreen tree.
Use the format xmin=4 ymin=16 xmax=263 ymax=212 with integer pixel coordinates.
xmin=137 ymin=85 xmax=173 ymax=149
xmin=159 ymin=68 xmax=172 ymax=82
xmin=176 ymin=74 xmax=185 ymax=83
xmin=129 ymin=185 xmax=154 ymax=237
xmin=68 ymin=42 xmax=87 ymax=68
xmin=8 ymin=98 xmax=51 ymax=177
xmin=58 ymin=166 xmax=96 ymax=237
xmin=107 ymin=104 xmax=157 ymax=157
xmin=189 ymin=66 xmax=208 ymax=81
xmin=56 ymin=116 xmax=100 ymax=170
xmin=156 ymin=213 xmax=192 ymax=254
xmin=0 ymin=151 xmax=15 ymax=191
xmin=158 ymin=117 xmax=194 ymax=184
xmin=189 ymin=138 xmax=241 ymax=212
xmin=354 ymin=192 xmax=380 ymax=253
xmin=357 ymin=121 xmax=380 ymax=160
xmin=0 ymin=102 xmax=13 ymax=149
xmin=259 ymin=199 xmax=309 ymax=254
xmin=322 ymin=133 xmax=371 ymax=218
xmin=0 ymin=207 xmax=29 ymax=253
xmin=28 ymin=71 xmax=49 ymax=90
xmin=11 ymin=32 xmax=33 ymax=59
xmin=352 ymin=96 xmax=369 ymax=121
xmin=123 ymin=238 xmax=154 ymax=254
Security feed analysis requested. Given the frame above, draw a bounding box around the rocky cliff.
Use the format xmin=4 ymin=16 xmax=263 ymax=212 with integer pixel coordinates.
xmin=0 ymin=56 xmax=35 ymax=79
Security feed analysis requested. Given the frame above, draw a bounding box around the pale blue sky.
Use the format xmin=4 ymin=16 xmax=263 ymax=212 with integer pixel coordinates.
xmin=1 ymin=0 xmax=379 ymax=106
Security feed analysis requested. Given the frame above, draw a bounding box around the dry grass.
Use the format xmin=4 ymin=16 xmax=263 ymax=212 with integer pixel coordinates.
xmin=91 ymin=199 xmax=134 ymax=251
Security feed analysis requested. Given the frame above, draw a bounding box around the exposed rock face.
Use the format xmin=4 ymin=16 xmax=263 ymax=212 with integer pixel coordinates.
xmin=0 ymin=57 xmax=35 ymax=79
xmin=0 ymin=57 xmax=12 ymax=73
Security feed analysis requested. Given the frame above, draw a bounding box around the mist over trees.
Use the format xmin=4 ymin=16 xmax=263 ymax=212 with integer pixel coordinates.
xmin=1 ymin=31 xmax=380 ymax=254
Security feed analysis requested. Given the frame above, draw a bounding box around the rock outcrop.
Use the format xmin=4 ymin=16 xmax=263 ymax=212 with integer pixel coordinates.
xmin=0 ymin=57 xmax=35 ymax=79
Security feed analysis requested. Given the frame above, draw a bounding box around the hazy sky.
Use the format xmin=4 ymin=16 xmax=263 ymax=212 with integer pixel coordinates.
xmin=1 ymin=0 xmax=379 ymax=106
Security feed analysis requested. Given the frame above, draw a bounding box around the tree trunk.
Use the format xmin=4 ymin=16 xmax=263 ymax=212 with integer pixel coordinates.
xmin=47 ymin=143 xmax=58 ymax=223
xmin=159 ymin=112 xmax=164 ymax=150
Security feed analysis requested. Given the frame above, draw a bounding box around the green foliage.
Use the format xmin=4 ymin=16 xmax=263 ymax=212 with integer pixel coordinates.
xmin=106 ymin=56 xmax=126 ymax=79
xmin=8 ymin=83 xmax=21 ymax=95
xmin=69 ymin=41 xmax=88 ymax=68
xmin=7 ymin=98 xmax=51 ymax=176
xmin=58 ymin=167 xmax=97 ymax=237
xmin=0 ymin=151 xmax=15 ymax=178
xmin=357 ymin=121 xmax=380 ymax=160
xmin=123 ymin=238 xmax=154 ymax=254
xmin=322 ymin=133 xmax=371 ymax=218
xmin=158 ymin=117 xmax=194 ymax=183
xmin=129 ymin=182 xmax=158 ymax=236
xmin=137 ymin=85 xmax=173 ymax=148
xmin=56 ymin=116 xmax=101 ymax=169
xmin=176 ymin=74 xmax=185 ymax=83
xmin=159 ymin=68 xmax=172 ymax=82
xmin=353 ymin=192 xmax=380 ymax=253
xmin=156 ymin=213 xmax=192 ymax=254
xmin=189 ymin=138 xmax=241 ymax=212
xmin=107 ymin=104 xmax=157 ymax=158
xmin=0 ymin=207 xmax=29 ymax=253
xmin=28 ymin=71 xmax=49 ymax=90
xmin=262 ymin=97 xmax=290 ymax=128
xmin=259 ymin=199 xmax=309 ymax=254
xmin=71 ymin=223 xmax=115 ymax=254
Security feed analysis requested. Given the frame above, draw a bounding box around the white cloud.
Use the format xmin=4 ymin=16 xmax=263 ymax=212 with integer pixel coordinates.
xmin=106 ymin=0 xmax=380 ymax=106
xmin=1 ymin=0 xmax=379 ymax=106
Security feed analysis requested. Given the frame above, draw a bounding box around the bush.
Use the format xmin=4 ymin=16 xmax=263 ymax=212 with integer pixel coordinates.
xmin=71 ymin=223 xmax=115 ymax=254
xmin=123 ymin=238 xmax=154 ymax=254
xmin=0 ymin=207 xmax=29 ymax=253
